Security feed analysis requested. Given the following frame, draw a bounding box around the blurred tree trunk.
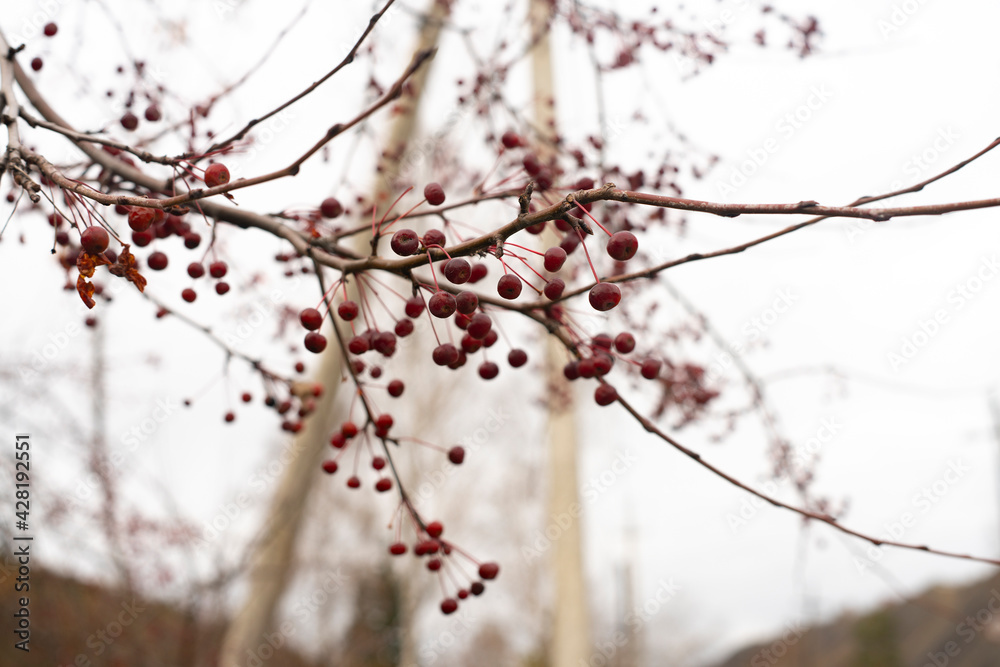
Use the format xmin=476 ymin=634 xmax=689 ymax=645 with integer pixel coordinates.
xmin=217 ymin=3 xmax=450 ymax=666
xmin=529 ymin=1 xmax=592 ymax=665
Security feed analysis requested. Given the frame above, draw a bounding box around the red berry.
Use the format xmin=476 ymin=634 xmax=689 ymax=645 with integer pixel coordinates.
xmin=483 ymin=330 xmax=499 ymax=347
xmin=466 ymin=313 xmax=492 ymax=340
xmin=338 ymin=300 xmax=359 ymax=321
xmin=443 ymin=258 xmax=471 ymax=284
xmin=209 ymin=261 xmax=228 ymax=278
xmin=375 ymin=413 xmax=394 ymax=433
xmin=242 ymin=392 xmax=252 ymax=403
xmin=330 ymin=433 xmax=346 ymax=449
xmin=607 ymin=231 xmax=638 ymax=261
xmin=375 ymin=478 xmax=392 ymax=492
xmin=404 ymin=296 xmax=425 ymax=318
xmin=508 ymin=349 xmax=528 ymax=367
xmin=144 ymin=104 xmax=161 ymax=122
xmin=426 ymin=521 xmax=444 ymax=538
xmin=147 ymin=251 xmax=168 ymax=271
xmin=440 ymin=598 xmax=458 ymax=615
xmin=184 ymin=233 xmax=202 ymax=249
xmin=470 ymin=582 xmax=485 ymax=596
xmin=120 ymin=111 xmax=138 ymax=130
xmin=461 ymin=334 xmax=483 ymax=354
xmin=594 ymin=384 xmax=618 ymax=406
xmin=589 ymin=283 xmax=621 ymax=311
xmin=341 ymin=422 xmax=359 ymax=439
xmin=458 ymin=589 xmax=469 ymax=600
xmin=215 ymin=281 xmax=230 ymax=295
xmin=432 ymin=344 xmax=459 ymax=366
xmin=544 ymin=278 xmax=565 ymax=301
xmin=294 ymin=362 xmax=305 ymax=373
xmin=469 ymin=263 xmax=488 ymax=283
xmin=478 ymin=562 xmax=500 ymax=580
xmin=428 ymin=292 xmax=457 ymax=318
xmin=389 ymin=542 xmax=407 ymax=556
xmin=128 ymin=206 xmax=155 ymax=232
xmin=448 ymin=446 xmax=465 ymax=465
xmin=181 ymin=288 xmax=197 ymax=303
xmin=132 ymin=230 xmax=153 ymax=247
xmin=641 ymin=358 xmax=662 ymax=380
xmin=322 ymin=460 xmax=338 ymax=474
xmin=204 ymin=163 xmax=230 ymax=188
xmin=320 ymin=197 xmax=343 ymax=219
xmin=614 ymin=332 xmax=636 ymax=354
xmin=348 ymin=336 xmax=369 ymax=355
xmin=592 ymin=334 xmax=613 ymax=349
xmin=423 ymin=228 xmax=446 ymax=249
xmin=543 ymin=247 xmax=567 ymax=272
xmin=80 ymin=226 xmax=110 ymax=254
xmin=478 ymin=361 xmax=499 ymax=380
xmin=30 ymin=57 xmax=45 ymax=71
xmin=387 ymin=380 xmax=404 ymax=397
xmin=347 ymin=476 xmax=361 ymax=489
xmin=43 ymin=22 xmax=58 ymax=37
xmin=391 ymin=229 xmax=420 ymax=256
xmin=300 ymin=308 xmax=323 ymax=331
xmin=501 ymin=130 xmax=523 ymax=148
xmin=373 ymin=331 xmax=397 ymax=357
xmin=304 ymin=332 xmax=327 ymax=353
xmin=394 ymin=319 xmax=414 ymax=337
xmin=224 ymin=411 xmax=235 ymax=423
xmin=424 ymin=182 xmax=446 ymax=206
xmin=456 ymin=291 xmax=479 ymax=315
xmin=497 ymin=274 xmax=522 ymax=299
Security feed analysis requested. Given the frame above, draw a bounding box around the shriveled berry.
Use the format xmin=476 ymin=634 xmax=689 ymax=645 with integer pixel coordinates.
xmin=147 ymin=251 xmax=168 ymax=271
xmin=478 ymin=562 xmax=500 ymax=580
xmin=422 ymin=228 xmax=446 ymax=249
xmin=128 ymin=206 xmax=155 ymax=232
xmin=338 ymin=300 xmax=359 ymax=321
xmin=428 ymin=292 xmax=457 ymax=318
xmin=595 ymin=384 xmax=618 ymax=406
xmin=589 ymin=283 xmax=621 ymax=311
xmin=614 ymin=332 xmax=636 ymax=354
xmin=544 ymin=278 xmax=565 ymax=300
xmin=443 ymin=258 xmax=471 ymax=284
xmin=304 ymin=332 xmax=327 ymax=353
xmin=448 ymin=446 xmax=465 ymax=464
xmin=391 ymin=229 xmax=420 ymax=256
xmin=300 ymin=308 xmax=323 ymax=331
xmin=497 ymin=274 xmax=522 ymax=299
xmin=204 ymin=163 xmax=230 ymax=188
xmin=607 ymin=230 xmax=638 ymax=261
xmin=543 ymin=247 xmax=567 ymax=272
xmin=320 ymin=197 xmax=343 ymax=219
xmin=508 ymin=349 xmax=528 ymax=367
xmin=424 ymin=182 xmax=446 ymax=206
xmin=80 ymin=226 xmax=110 ymax=254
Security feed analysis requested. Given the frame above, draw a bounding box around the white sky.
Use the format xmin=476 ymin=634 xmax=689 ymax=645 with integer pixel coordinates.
xmin=2 ymin=0 xmax=999 ymax=664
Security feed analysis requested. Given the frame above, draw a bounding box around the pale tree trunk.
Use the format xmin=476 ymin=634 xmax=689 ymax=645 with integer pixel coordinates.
xmin=528 ymin=1 xmax=592 ymax=664
xmin=217 ymin=3 xmax=451 ymax=666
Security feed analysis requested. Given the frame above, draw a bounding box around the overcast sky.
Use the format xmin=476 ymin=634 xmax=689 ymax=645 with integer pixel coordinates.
xmin=2 ymin=0 xmax=1000 ymax=664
